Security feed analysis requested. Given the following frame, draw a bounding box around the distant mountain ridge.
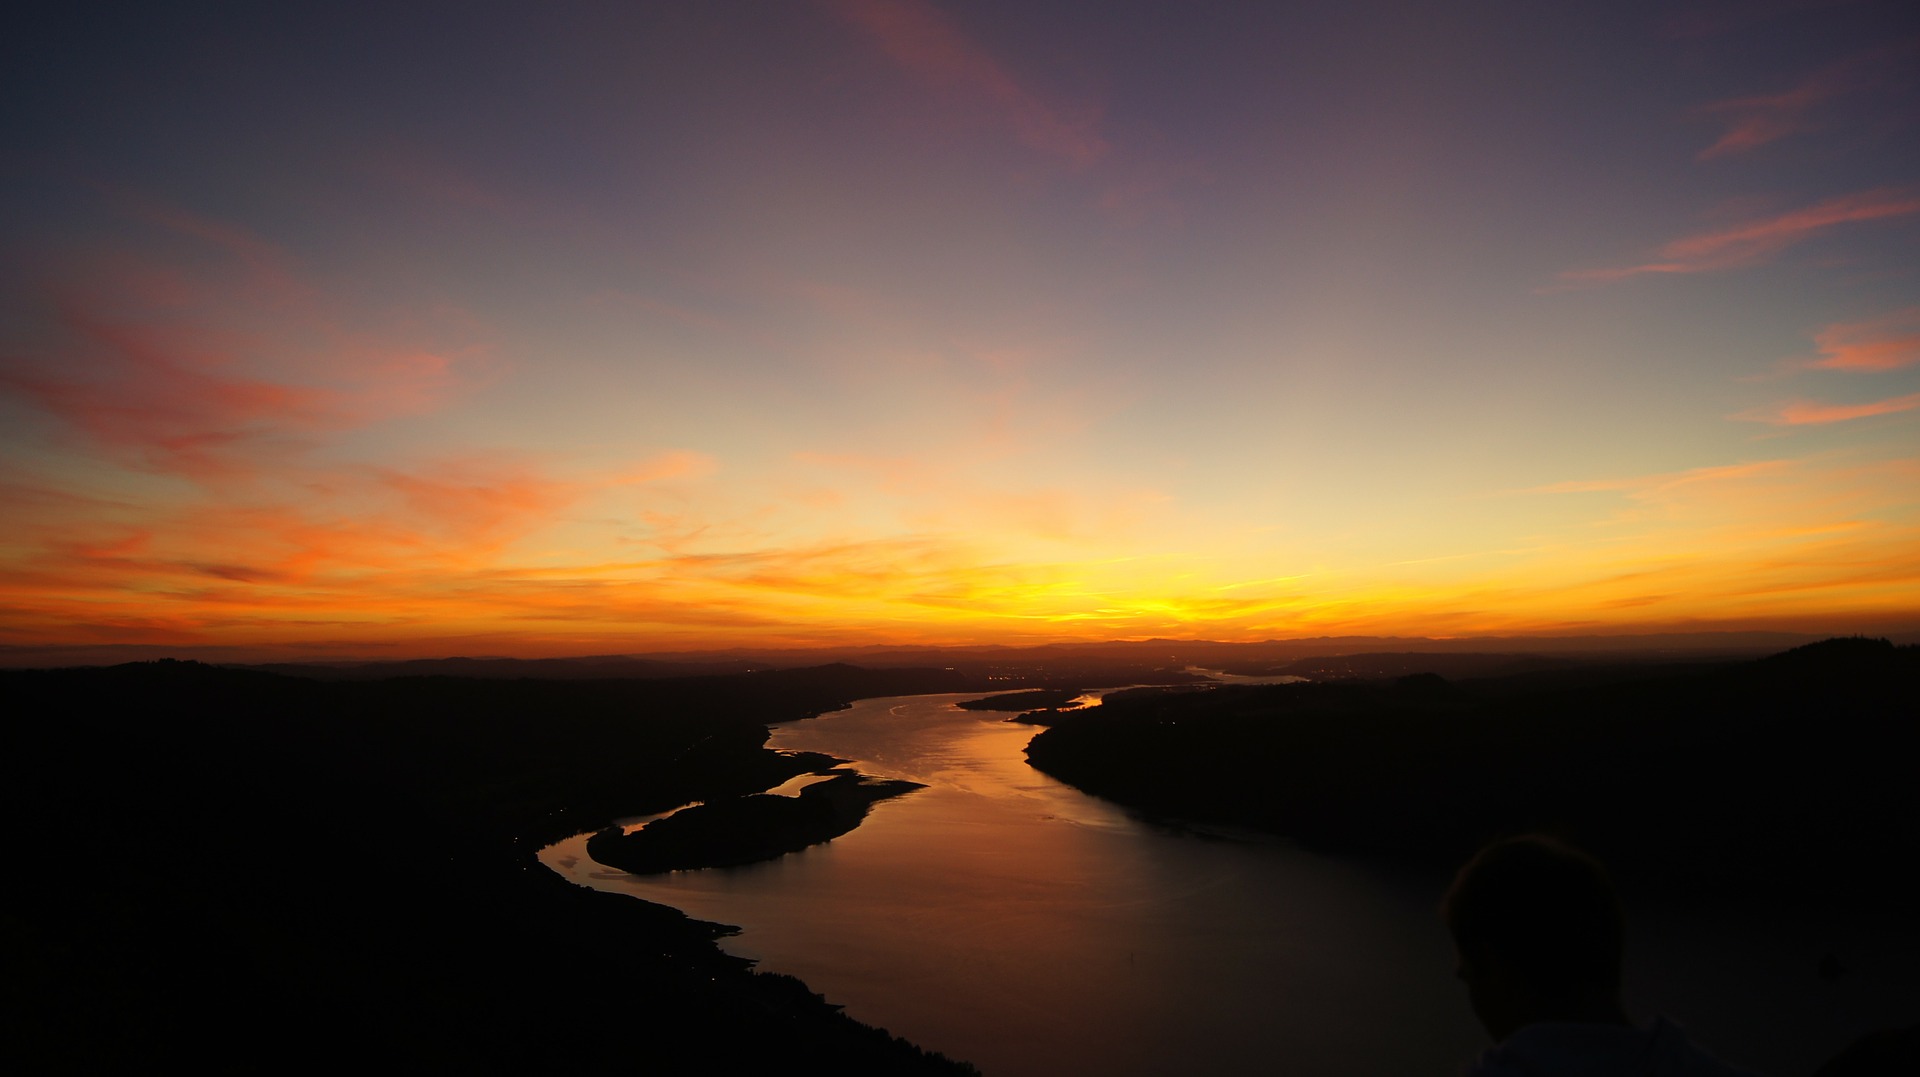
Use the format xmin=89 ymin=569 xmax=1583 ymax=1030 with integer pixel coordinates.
xmin=7 ymin=628 xmax=1892 ymax=672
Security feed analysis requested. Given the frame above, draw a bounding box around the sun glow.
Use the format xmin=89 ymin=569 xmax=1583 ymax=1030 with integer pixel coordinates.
xmin=4 ymin=3 xmax=1917 ymax=663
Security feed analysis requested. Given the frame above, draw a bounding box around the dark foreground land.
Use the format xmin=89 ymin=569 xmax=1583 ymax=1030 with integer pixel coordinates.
xmin=7 ymin=639 xmax=1916 ymax=1072
xmin=1 ymin=661 xmax=991 ymax=1074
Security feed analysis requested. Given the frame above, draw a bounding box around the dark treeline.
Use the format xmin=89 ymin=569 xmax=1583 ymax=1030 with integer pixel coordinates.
xmin=1025 ymin=637 xmax=1919 ymax=912
xmin=2 ymin=660 xmax=988 ymax=1074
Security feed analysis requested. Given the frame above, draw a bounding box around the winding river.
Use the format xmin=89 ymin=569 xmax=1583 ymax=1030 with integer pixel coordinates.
xmin=540 ymin=692 xmax=1918 ymax=1075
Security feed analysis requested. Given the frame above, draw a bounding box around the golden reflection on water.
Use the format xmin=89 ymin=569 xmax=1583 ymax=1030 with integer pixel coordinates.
xmin=540 ymin=692 xmax=1920 ymax=1076
xmin=541 ymin=694 xmax=1481 ymax=1076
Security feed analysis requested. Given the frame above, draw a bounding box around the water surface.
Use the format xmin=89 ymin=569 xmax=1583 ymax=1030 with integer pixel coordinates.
xmin=542 ymin=693 xmax=1482 ymax=1075
xmin=540 ymin=692 xmax=1919 ymax=1075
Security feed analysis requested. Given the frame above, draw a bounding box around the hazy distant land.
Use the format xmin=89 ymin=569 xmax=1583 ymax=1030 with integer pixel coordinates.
xmin=5 ymin=627 xmax=1900 ymax=672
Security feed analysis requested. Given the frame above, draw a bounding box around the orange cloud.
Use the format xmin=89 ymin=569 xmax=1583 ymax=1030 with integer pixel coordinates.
xmin=1735 ymin=393 xmax=1920 ymax=426
xmin=1810 ymin=308 xmax=1920 ymax=371
xmin=824 ymin=0 xmax=1109 ymax=167
xmin=372 ymin=460 xmax=583 ymax=556
xmin=607 ymin=451 xmax=717 ymax=486
xmin=1558 ymin=188 xmax=1920 ymax=285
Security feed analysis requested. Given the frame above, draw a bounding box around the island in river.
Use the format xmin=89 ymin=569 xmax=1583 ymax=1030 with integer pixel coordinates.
xmin=587 ymin=771 xmax=924 ymax=874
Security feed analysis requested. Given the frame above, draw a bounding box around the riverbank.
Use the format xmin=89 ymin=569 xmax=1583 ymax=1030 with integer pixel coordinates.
xmin=2 ymin=661 xmax=985 ymax=1073
xmin=1024 ymin=638 xmax=1920 ymax=912
xmin=572 ymin=674 xmax=1920 ymax=1077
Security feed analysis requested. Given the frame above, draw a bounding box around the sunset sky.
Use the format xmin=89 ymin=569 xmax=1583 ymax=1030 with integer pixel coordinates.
xmin=4 ymin=1 xmax=1918 ymax=662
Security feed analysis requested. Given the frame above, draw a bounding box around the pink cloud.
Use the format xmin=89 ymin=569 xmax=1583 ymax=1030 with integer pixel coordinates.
xmin=1810 ymin=308 xmax=1920 ymax=371
xmin=3 ymin=303 xmax=464 ymax=481
xmin=1558 ymin=188 xmax=1920 ymax=285
xmin=1694 ymin=42 xmax=1919 ymax=160
xmin=0 ymin=202 xmax=477 ymax=482
xmin=1734 ymin=392 xmax=1920 ymax=425
xmin=2 ymin=315 xmax=341 ymax=479
xmin=823 ymin=0 xmax=1109 ymax=167
xmin=1695 ymin=80 xmax=1833 ymax=160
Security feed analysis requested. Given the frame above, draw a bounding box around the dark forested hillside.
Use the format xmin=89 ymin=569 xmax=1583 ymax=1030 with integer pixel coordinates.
xmin=1025 ymin=638 xmax=1920 ymax=910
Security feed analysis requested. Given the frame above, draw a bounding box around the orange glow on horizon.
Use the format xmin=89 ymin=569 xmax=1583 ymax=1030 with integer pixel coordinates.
xmin=5 ymin=5 xmax=1918 ymax=664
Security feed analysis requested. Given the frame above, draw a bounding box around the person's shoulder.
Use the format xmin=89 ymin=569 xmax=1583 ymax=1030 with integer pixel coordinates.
xmin=1641 ymin=1017 xmax=1760 ymax=1076
xmin=1463 ymin=1019 xmax=1758 ymax=1077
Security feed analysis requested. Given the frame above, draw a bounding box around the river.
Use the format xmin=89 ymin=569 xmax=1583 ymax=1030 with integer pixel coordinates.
xmin=539 ymin=692 xmax=1918 ymax=1075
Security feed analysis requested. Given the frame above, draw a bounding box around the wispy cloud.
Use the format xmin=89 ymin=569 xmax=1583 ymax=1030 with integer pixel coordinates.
xmin=1556 ymin=188 xmax=1920 ymax=286
xmin=1809 ymin=308 xmax=1920 ymax=371
xmin=3 ymin=316 xmax=342 ymax=479
xmin=1734 ymin=392 xmax=1920 ymax=426
xmin=1695 ymin=78 xmax=1833 ymax=160
xmin=91 ymin=187 xmax=319 ymax=309
xmin=1523 ymin=459 xmax=1794 ymax=496
xmin=1694 ymin=42 xmax=1919 ymax=160
xmin=2 ymin=303 xmax=462 ymax=481
xmin=823 ymin=0 xmax=1109 ymax=167
xmin=0 ymin=206 xmax=475 ymax=482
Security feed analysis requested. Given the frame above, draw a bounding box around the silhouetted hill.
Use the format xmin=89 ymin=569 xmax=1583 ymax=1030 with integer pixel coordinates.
xmin=1025 ymin=640 xmax=1920 ymax=912
xmin=1272 ymin=651 xmax=1577 ymax=680
xmin=249 ymin=654 xmax=771 ymax=680
xmin=10 ymin=628 xmax=1866 ymax=673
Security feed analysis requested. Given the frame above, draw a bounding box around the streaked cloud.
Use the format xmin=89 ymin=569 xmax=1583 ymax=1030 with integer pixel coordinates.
xmin=1521 ymin=459 xmax=1794 ymax=496
xmin=1695 ymin=78 xmax=1832 ymax=160
xmin=2 ymin=302 xmax=463 ymax=481
xmin=2 ymin=320 xmax=338 ymax=480
xmin=1693 ymin=42 xmax=1920 ymax=160
xmin=1809 ymin=308 xmax=1920 ymax=371
xmin=0 ymin=208 xmax=474 ymax=482
xmin=1734 ymin=392 xmax=1920 ymax=426
xmin=1557 ymin=188 xmax=1920 ymax=285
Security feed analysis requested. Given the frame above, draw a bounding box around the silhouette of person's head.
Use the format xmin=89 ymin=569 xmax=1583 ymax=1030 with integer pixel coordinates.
xmin=1443 ymin=835 xmax=1628 ymax=1041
